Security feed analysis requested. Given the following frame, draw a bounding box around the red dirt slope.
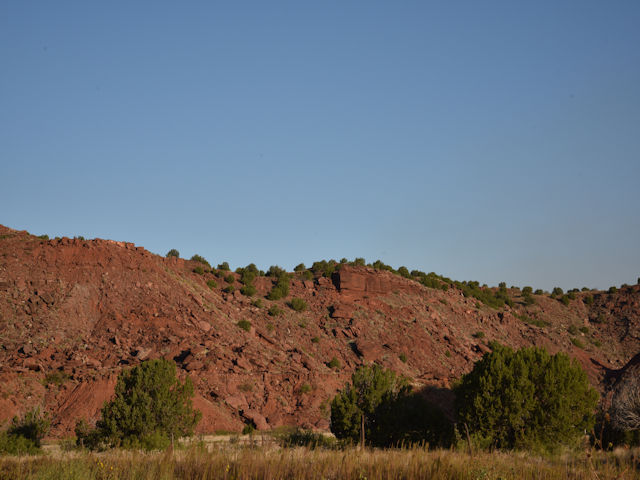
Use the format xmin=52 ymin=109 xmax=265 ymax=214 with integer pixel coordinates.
xmin=0 ymin=224 xmax=638 ymax=437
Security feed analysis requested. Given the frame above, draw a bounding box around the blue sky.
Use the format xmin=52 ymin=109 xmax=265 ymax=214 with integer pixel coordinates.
xmin=1 ymin=1 xmax=639 ymax=291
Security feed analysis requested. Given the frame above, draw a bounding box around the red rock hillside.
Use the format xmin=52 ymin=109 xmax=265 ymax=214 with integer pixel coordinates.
xmin=0 ymin=224 xmax=638 ymax=437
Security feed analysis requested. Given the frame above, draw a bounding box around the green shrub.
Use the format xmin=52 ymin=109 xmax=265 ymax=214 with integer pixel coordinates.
xmin=294 ymin=263 xmax=306 ymax=272
xmin=560 ymin=295 xmax=570 ymax=306
xmin=240 ymin=271 xmax=256 ymax=285
xmin=522 ymin=286 xmax=533 ymax=295
xmin=397 ymin=266 xmax=411 ymax=278
xmin=190 ymin=254 xmax=210 ymax=268
xmin=328 ymin=357 xmax=341 ymax=369
xmin=0 ymin=431 xmax=41 ymax=455
xmin=166 ymin=249 xmax=180 ymax=258
xmin=37 ymin=234 xmax=49 ymax=240
xmin=206 ymin=279 xmax=217 ymax=289
xmin=267 ymin=286 xmax=288 ymax=300
xmin=236 ymin=263 xmax=259 ymax=276
xmin=311 ymin=336 xmax=320 ymax=343
xmin=267 ymin=274 xmax=290 ymax=300
xmin=515 ymin=313 xmax=550 ymax=328
xmin=268 ymin=305 xmax=283 ymax=316
xmin=237 ymin=320 xmax=252 ymax=332
xmin=568 ymin=325 xmax=579 ymax=335
xmin=451 ymin=280 xmax=512 ymax=309
xmin=0 ymin=407 xmax=50 ymax=454
xmin=567 ymin=291 xmax=576 ymax=300
xmin=417 ymin=272 xmax=449 ymax=291
xmin=242 ymin=423 xmax=255 ymax=435
xmin=454 ymin=344 xmax=598 ymax=451
xmin=279 ymin=428 xmax=337 ymax=449
xmin=371 ymin=259 xmax=394 ymax=272
xmin=584 ymin=295 xmax=594 ymax=305
xmin=571 ymin=337 xmax=585 ymax=348
xmin=78 ymin=359 xmax=200 ymax=450
xmin=579 ymin=326 xmax=589 ymax=334
xmin=353 ymin=257 xmax=366 ymax=266
xmin=224 ymin=274 xmax=235 ymax=284
xmin=288 ymin=297 xmax=308 ymax=312
xmin=252 ymin=299 xmax=263 ymax=308
xmin=240 ymin=284 xmax=257 ymax=296
xmin=217 ymin=262 xmax=230 ymax=271
xmin=223 ymin=285 xmax=235 ymax=294
xmin=41 ymin=370 xmax=70 ymax=387
xmin=267 ymin=265 xmax=287 ymax=277
xmin=300 ymin=383 xmax=312 ymax=394
xmin=609 ymin=286 xmax=618 ymax=294
xmin=472 ymin=331 xmax=485 ymax=339
xmin=551 ymin=287 xmax=564 ymax=297
xmin=193 ymin=266 xmax=204 ymax=275
xmin=399 ymin=353 xmax=407 ymax=363
xmin=534 ymin=289 xmax=544 ymax=295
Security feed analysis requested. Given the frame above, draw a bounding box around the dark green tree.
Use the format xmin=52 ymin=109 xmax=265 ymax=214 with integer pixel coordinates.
xmin=190 ymin=254 xmax=210 ymax=268
xmin=330 ymin=364 xmax=451 ymax=448
xmin=91 ymin=359 xmax=201 ymax=449
xmin=397 ymin=266 xmax=411 ymax=278
xmin=331 ymin=364 xmax=409 ymax=446
xmin=454 ymin=344 xmax=598 ymax=450
xmin=166 ymin=249 xmax=180 ymax=258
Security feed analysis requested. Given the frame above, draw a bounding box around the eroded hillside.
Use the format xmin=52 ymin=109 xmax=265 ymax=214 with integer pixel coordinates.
xmin=0 ymin=224 xmax=638 ymax=437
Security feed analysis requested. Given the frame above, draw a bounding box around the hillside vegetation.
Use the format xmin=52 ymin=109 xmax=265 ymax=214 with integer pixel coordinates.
xmin=0 ymin=224 xmax=639 ymax=439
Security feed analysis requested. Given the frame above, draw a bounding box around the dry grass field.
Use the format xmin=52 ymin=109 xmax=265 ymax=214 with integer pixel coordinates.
xmin=1 ymin=443 xmax=639 ymax=480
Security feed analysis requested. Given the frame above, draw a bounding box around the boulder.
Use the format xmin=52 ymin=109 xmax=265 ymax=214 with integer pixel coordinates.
xmin=330 ymin=303 xmax=355 ymax=319
xmin=243 ymin=409 xmax=269 ymax=430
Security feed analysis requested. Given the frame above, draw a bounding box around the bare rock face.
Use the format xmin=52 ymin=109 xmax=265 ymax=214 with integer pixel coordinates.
xmin=353 ymin=340 xmax=385 ymax=363
xmin=330 ymin=303 xmax=355 ymax=319
xmin=332 ymin=266 xmax=419 ymax=296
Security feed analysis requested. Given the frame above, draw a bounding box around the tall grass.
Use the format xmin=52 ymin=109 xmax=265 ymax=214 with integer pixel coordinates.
xmin=1 ymin=446 xmax=638 ymax=479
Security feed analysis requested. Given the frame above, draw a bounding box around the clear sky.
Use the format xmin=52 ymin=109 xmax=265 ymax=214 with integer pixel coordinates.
xmin=1 ymin=1 xmax=639 ymax=291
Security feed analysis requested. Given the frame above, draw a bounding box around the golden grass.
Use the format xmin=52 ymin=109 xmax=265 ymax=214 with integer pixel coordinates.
xmin=1 ymin=445 xmax=639 ymax=480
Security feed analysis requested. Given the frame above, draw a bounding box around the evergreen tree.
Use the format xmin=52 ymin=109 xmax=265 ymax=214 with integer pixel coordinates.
xmin=454 ymin=343 xmax=598 ymax=450
xmin=81 ymin=359 xmax=201 ymax=449
xmin=330 ymin=364 xmax=452 ymax=447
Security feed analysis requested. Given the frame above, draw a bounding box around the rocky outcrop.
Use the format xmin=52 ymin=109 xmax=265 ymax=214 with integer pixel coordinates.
xmin=332 ymin=266 xmax=419 ymax=296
